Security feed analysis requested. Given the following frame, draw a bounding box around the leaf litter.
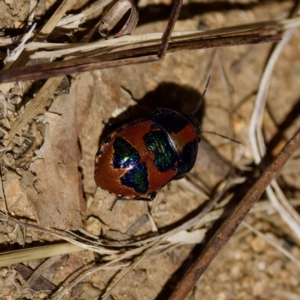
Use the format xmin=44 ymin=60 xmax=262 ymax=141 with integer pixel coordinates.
xmin=0 ymin=0 xmax=299 ymax=299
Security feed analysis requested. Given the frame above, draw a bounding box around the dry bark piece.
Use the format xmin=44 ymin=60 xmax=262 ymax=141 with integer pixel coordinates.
xmin=26 ymin=80 xmax=90 ymax=229
xmin=14 ymin=263 xmax=56 ymax=293
xmin=26 ymin=113 xmax=83 ymax=229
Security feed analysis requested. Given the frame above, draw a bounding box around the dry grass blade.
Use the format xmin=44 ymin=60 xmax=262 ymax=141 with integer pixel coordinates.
xmin=34 ymin=0 xmax=75 ymax=42
xmin=168 ymin=127 xmax=300 ymax=300
xmin=57 ymin=0 xmax=112 ymax=28
xmin=0 ymin=211 xmax=118 ymax=262
xmin=3 ymin=17 xmax=299 ymax=83
xmin=4 ymin=24 xmax=37 ymax=68
xmin=1 ymin=198 xmax=299 ymax=268
xmin=23 ymin=16 xmax=298 ymax=60
xmin=0 ymin=243 xmax=83 ymax=267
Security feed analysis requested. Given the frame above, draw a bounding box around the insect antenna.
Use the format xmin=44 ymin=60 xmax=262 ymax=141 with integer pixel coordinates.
xmin=200 ymin=131 xmax=241 ymax=145
xmin=192 ymin=75 xmax=240 ymax=145
xmin=191 ymin=75 xmax=211 ymax=116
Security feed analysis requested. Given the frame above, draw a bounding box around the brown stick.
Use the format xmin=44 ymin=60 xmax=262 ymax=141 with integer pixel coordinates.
xmin=0 ymin=33 xmax=281 ymax=83
xmin=168 ymin=127 xmax=300 ymax=300
xmin=158 ymin=0 xmax=183 ymax=59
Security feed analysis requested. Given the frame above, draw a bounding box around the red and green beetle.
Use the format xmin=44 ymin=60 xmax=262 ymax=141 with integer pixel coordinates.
xmin=94 ymin=77 xmax=237 ymax=201
xmin=94 ymin=108 xmax=200 ymax=201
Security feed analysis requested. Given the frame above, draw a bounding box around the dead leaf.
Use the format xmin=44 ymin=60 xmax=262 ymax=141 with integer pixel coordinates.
xmin=26 ymin=77 xmax=92 ymax=229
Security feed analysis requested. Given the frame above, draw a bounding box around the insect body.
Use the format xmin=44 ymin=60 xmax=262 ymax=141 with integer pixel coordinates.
xmin=94 ymin=108 xmax=200 ymax=201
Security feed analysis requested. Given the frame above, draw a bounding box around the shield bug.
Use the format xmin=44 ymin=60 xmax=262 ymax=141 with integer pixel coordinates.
xmin=94 ymin=77 xmax=238 ymax=202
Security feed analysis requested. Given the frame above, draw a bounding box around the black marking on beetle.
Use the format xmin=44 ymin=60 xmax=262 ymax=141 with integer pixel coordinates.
xmin=115 ymin=126 xmax=124 ymax=133
xmin=185 ymin=115 xmax=201 ymax=141
xmin=103 ymin=135 xmax=112 ymax=144
xmin=133 ymin=195 xmax=153 ymax=201
xmin=176 ymin=141 xmax=197 ymax=176
xmin=151 ymin=109 xmax=189 ymax=133
xmin=148 ymin=191 xmax=157 ymax=200
xmin=124 ymin=121 xmax=137 ymax=128
xmin=96 ymin=148 xmax=103 ymax=156
xmin=143 ymin=130 xmax=178 ymax=172
xmin=120 ymin=163 xmax=149 ymax=193
xmin=113 ymin=137 xmax=141 ymax=169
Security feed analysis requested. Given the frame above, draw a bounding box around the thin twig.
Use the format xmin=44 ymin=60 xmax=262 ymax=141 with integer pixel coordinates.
xmin=0 ymin=17 xmax=290 ymax=83
xmin=0 ymin=168 xmax=9 ymax=217
xmin=158 ymin=0 xmax=183 ymax=59
xmin=168 ymin=127 xmax=300 ymax=300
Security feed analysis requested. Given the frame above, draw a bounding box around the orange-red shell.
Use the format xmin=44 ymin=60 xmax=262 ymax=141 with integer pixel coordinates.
xmin=95 ymin=108 xmax=199 ymax=200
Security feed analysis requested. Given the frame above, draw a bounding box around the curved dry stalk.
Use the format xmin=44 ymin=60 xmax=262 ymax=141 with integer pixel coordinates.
xmin=98 ymin=0 xmax=138 ymax=38
xmin=248 ymin=25 xmax=300 ymax=239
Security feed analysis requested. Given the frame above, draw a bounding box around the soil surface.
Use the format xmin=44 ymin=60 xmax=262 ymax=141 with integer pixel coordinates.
xmin=0 ymin=0 xmax=299 ymax=299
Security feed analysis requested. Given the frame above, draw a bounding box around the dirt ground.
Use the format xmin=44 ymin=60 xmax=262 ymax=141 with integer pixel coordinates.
xmin=0 ymin=0 xmax=300 ymax=299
